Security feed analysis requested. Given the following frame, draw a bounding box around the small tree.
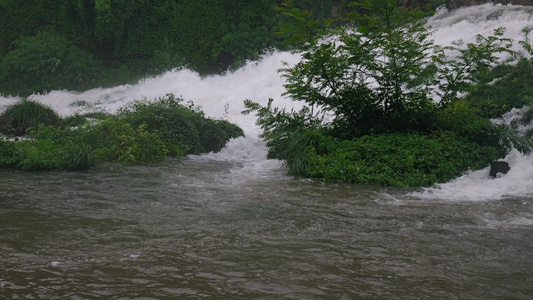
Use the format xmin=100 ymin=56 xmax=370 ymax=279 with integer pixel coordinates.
xmin=269 ymin=0 xmax=514 ymax=138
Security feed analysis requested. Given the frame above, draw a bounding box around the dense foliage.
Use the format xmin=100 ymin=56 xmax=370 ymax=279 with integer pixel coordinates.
xmin=245 ymin=0 xmax=533 ymax=187
xmin=0 ymin=0 xmax=446 ymax=96
xmin=283 ymin=130 xmax=502 ymax=187
xmin=117 ymin=95 xmax=244 ymax=156
xmin=465 ymin=57 xmax=533 ymax=118
xmin=0 ymin=31 xmax=101 ymax=96
xmin=0 ymin=0 xmax=282 ymax=95
xmin=0 ymin=95 xmax=243 ymax=171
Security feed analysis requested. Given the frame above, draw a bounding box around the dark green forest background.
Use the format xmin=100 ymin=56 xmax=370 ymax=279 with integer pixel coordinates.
xmin=0 ymin=0 xmax=443 ymax=96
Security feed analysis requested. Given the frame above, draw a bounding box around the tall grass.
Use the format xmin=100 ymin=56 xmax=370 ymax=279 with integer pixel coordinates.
xmin=0 ymin=99 xmax=60 ymax=136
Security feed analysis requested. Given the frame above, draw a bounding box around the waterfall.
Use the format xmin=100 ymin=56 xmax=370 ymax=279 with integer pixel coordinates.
xmin=412 ymin=3 xmax=533 ymax=201
xmin=1 ymin=3 xmax=532 ymax=197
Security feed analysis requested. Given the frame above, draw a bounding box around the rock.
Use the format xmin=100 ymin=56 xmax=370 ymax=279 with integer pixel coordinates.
xmin=489 ymin=161 xmax=511 ymax=177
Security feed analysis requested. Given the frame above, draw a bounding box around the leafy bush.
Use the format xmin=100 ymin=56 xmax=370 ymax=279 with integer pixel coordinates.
xmin=0 ymin=99 xmax=60 ymax=136
xmin=243 ymin=0 xmax=528 ymax=187
xmin=13 ymin=139 xmax=67 ymax=171
xmin=465 ymin=58 xmax=533 ymax=118
xmin=291 ymin=131 xmax=501 ymax=187
xmin=431 ymin=100 xmax=515 ymax=155
xmin=0 ymin=138 xmax=20 ymax=167
xmin=243 ymin=98 xmax=325 ymax=160
xmin=80 ymin=120 xmax=168 ymax=164
xmin=278 ymin=0 xmax=513 ymax=138
xmin=118 ymin=94 xmax=244 ymax=156
xmin=0 ymin=31 xmax=101 ymax=96
xmin=4 ymin=126 xmax=91 ymax=171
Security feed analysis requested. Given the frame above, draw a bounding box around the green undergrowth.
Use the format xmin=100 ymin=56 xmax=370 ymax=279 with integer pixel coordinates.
xmin=465 ymin=58 xmax=533 ymax=118
xmin=0 ymin=95 xmax=243 ymax=171
xmin=247 ymin=98 xmax=530 ymax=187
xmin=277 ymin=130 xmax=503 ymax=187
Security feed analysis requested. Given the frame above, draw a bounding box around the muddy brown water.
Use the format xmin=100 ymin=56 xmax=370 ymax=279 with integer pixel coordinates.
xmin=1 ymin=158 xmax=532 ymax=299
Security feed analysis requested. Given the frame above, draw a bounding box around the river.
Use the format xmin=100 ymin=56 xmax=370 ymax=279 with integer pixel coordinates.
xmin=1 ymin=3 xmax=533 ymax=299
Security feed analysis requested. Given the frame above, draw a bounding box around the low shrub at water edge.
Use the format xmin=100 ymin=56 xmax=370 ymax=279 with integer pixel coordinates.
xmin=277 ymin=130 xmax=502 ymax=187
xmin=78 ymin=120 xmax=168 ymax=165
xmin=117 ymin=95 xmax=244 ymax=155
xmin=0 ymin=129 xmax=93 ymax=171
xmin=0 ymin=95 xmax=244 ymax=171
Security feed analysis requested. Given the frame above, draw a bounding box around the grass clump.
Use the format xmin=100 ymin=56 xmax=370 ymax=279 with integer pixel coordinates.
xmin=0 ymin=126 xmax=93 ymax=171
xmin=0 ymin=99 xmax=60 ymax=136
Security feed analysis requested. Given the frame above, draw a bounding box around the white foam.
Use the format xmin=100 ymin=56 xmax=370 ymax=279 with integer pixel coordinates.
xmin=409 ymin=4 xmax=533 ymax=201
xmin=412 ymin=149 xmax=533 ymax=201
xmin=428 ymin=3 xmax=533 ymax=57
xmin=50 ymin=261 xmax=61 ymax=267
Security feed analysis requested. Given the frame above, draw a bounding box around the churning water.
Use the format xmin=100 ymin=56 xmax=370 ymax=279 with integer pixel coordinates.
xmin=1 ymin=3 xmax=533 ymax=299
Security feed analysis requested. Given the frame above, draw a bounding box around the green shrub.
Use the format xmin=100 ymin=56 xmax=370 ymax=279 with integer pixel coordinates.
xmin=0 ymin=95 xmax=244 ymax=171
xmin=0 ymin=138 xmax=20 ymax=167
xmin=0 ymin=99 xmax=60 ymax=136
xmin=0 ymin=31 xmax=101 ymax=96
xmin=431 ymin=100 xmax=514 ymax=155
xmin=192 ymin=118 xmax=246 ymax=153
xmin=0 ymin=121 xmax=167 ymax=171
xmin=465 ymin=58 xmax=533 ymax=118
xmin=78 ymin=120 xmax=168 ymax=164
xmin=242 ymin=0 xmax=527 ymax=187
xmin=1 ymin=126 xmax=92 ymax=171
xmin=118 ymin=95 xmax=244 ymax=155
xmin=278 ymin=0 xmax=513 ymax=138
xmin=14 ymin=139 xmax=64 ymax=171
xmin=298 ymin=131 xmax=501 ymax=187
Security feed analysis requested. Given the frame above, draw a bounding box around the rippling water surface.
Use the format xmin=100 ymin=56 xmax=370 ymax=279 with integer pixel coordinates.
xmin=1 ymin=158 xmax=532 ymax=299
